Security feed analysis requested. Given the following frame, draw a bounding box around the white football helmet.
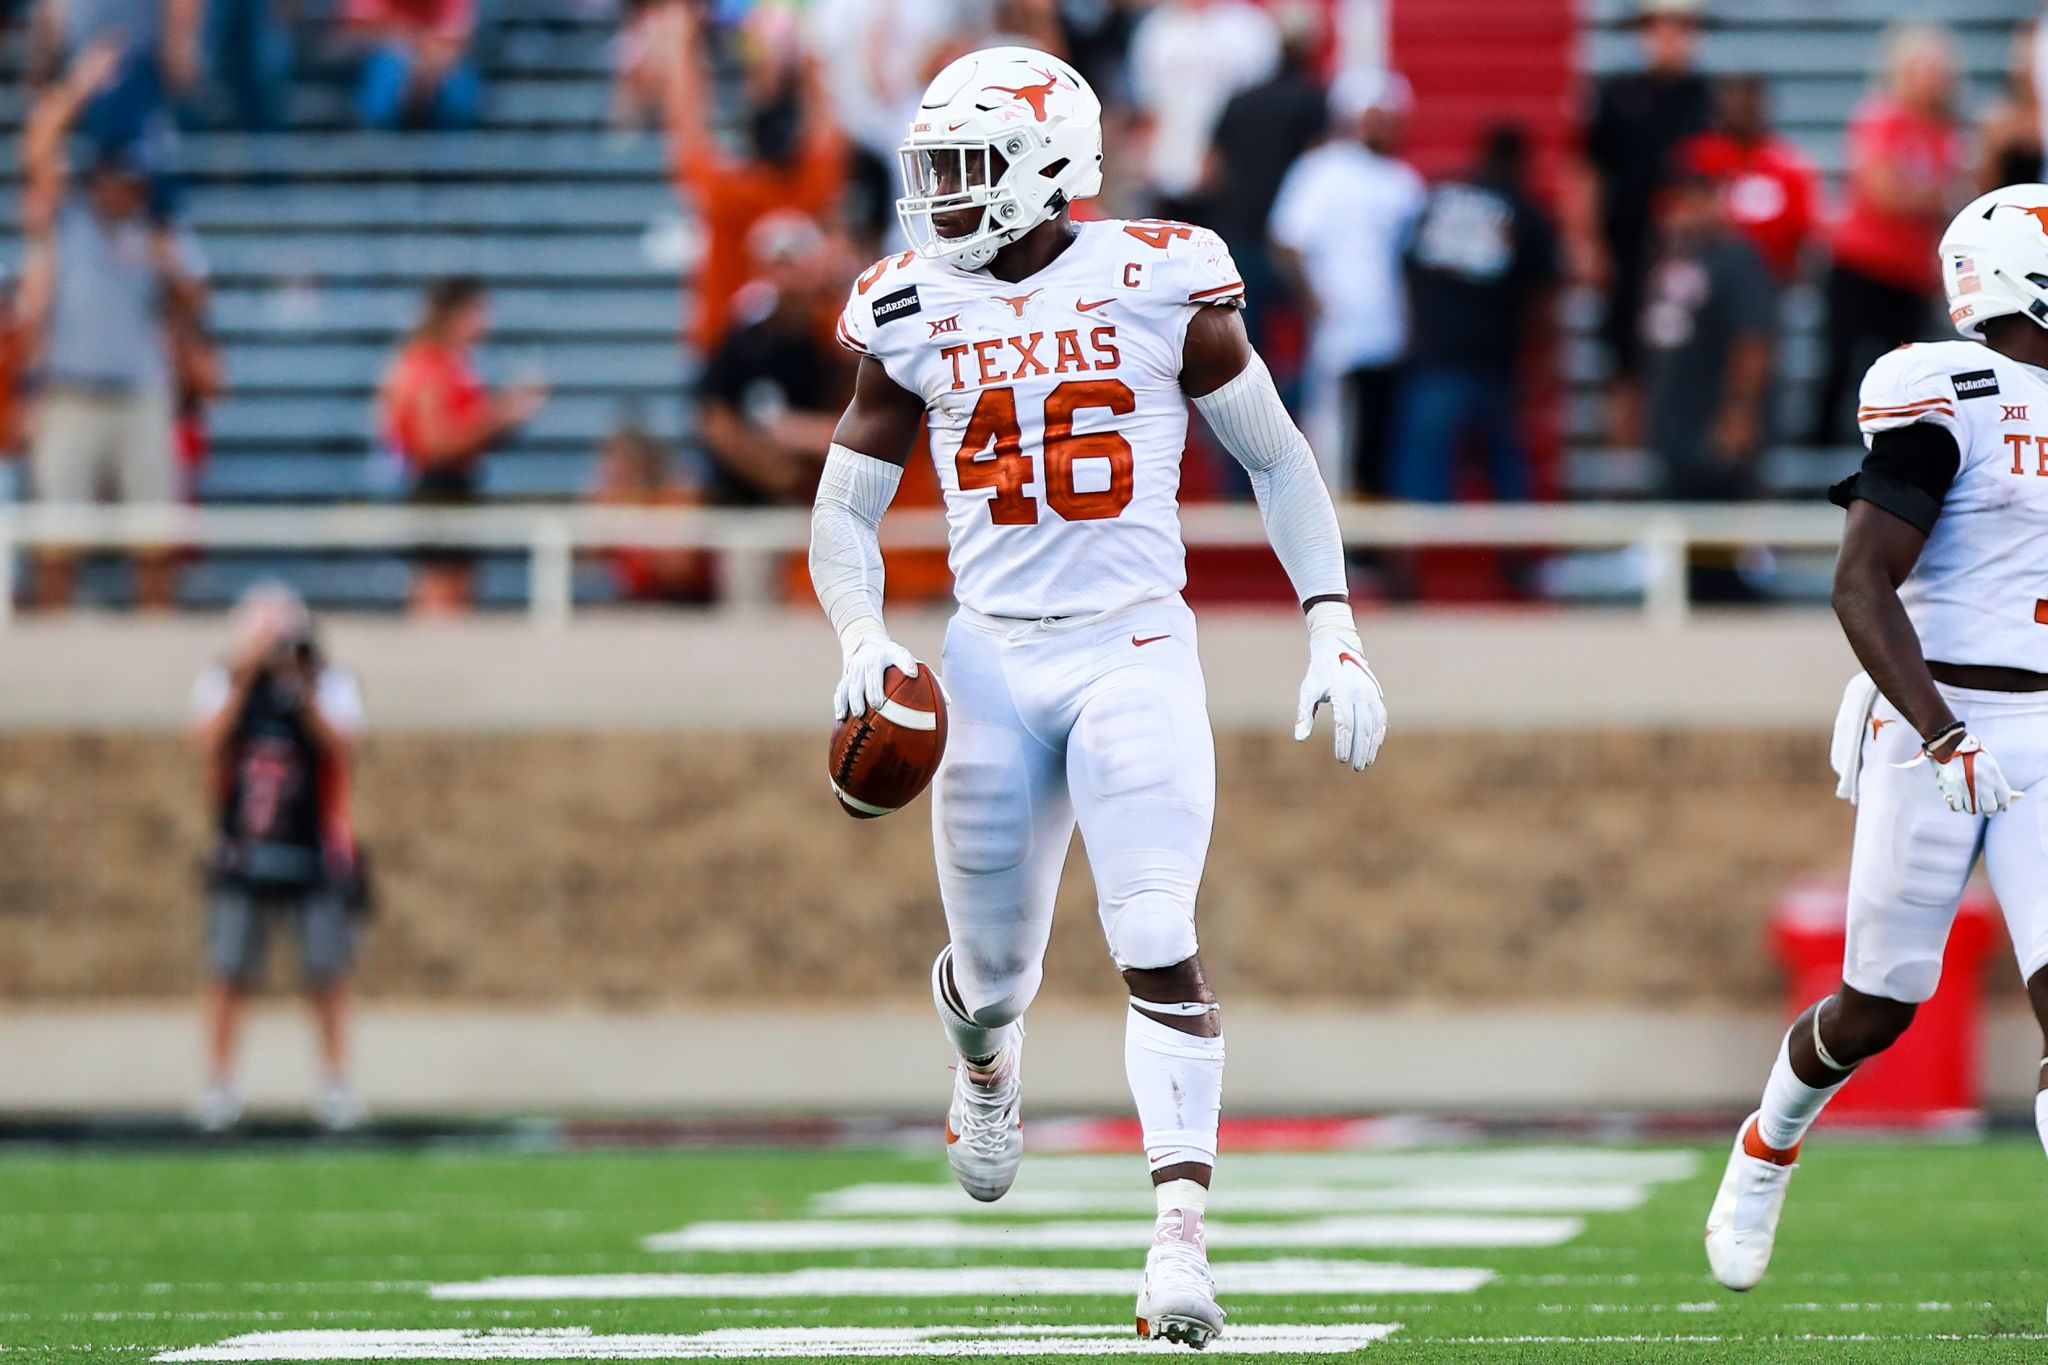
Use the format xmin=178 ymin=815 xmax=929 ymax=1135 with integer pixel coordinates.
xmin=1939 ymin=184 xmax=2048 ymax=338
xmin=897 ymin=46 xmax=1103 ymax=271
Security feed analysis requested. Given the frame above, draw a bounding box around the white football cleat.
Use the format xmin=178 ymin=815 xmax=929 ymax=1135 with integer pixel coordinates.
xmin=1137 ymin=1206 xmax=1225 ymax=1349
xmin=317 ymin=1080 xmax=367 ymax=1134
xmin=944 ymin=1025 xmax=1023 ymax=1202
xmin=1704 ymin=1110 xmax=1799 ymax=1292
xmin=194 ymin=1081 xmax=243 ymax=1134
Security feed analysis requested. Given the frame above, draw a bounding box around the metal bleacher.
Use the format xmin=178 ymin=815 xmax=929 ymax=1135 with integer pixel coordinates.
xmin=1569 ymin=0 xmax=2031 ymax=497
xmin=0 ymin=0 xmax=2037 ymax=608
xmin=0 ymin=0 xmax=683 ymax=606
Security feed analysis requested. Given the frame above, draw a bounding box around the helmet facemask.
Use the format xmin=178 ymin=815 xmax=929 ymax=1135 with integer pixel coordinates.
xmin=899 ymin=137 xmax=1061 ymax=271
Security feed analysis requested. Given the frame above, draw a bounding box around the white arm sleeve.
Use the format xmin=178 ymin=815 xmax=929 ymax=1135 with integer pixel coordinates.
xmin=1191 ymin=352 xmax=1349 ymax=607
xmin=808 ymin=442 xmax=906 ymax=650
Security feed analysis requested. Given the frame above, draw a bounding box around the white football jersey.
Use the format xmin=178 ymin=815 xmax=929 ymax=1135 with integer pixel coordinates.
xmin=838 ymin=219 xmax=1244 ymax=618
xmin=1856 ymin=340 xmax=2048 ymax=671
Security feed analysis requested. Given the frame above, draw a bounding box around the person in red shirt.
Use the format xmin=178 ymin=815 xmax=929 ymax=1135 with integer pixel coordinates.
xmin=1810 ymin=22 xmax=1964 ymax=445
xmin=1680 ymin=75 xmax=1821 ymax=286
xmin=650 ymin=1 xmax=844 ymax=353
xmin=377 ymin=276 xmax=547 ymax=614
xmin=345 ymin=0 xmax=480 ymax=129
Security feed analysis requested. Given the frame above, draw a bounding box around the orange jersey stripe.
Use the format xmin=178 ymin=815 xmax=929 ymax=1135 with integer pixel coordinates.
xmin=1187 ymin=280 xmax=1245 ymax=300
xmin=1858 ymin=397 xmax=1953 ymax=416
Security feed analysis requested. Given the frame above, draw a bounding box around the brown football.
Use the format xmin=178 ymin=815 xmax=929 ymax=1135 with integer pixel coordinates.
xmin=828 ymin=664 xmax=948 ymax=818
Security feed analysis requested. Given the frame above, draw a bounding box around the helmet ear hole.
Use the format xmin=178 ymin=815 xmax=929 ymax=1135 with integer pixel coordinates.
xmin=1038 ymin=158 xmax=1070 ymax=179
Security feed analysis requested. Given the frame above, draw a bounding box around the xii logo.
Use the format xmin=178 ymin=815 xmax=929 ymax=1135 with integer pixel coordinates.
xmin=2003 ymin=404 xmax=2029 ymax=422
xmin=928 ymin=315 xmax=962 ymax=338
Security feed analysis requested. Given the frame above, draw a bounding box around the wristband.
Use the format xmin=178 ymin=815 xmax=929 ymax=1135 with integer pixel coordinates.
xmin=1922 ymin=719 xmax=1966 ymax=757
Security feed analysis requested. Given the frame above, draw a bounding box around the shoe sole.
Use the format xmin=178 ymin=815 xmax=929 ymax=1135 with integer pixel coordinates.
xmin=1140 ymin=1314 xmax=1221 ymax=1350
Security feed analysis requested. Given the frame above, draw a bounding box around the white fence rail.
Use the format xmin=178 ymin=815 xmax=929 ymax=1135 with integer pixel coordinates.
xmin=0 ymin=501 xmax=1846 ymax=629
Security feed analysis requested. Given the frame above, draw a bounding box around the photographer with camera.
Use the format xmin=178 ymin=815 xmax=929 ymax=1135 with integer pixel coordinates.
xmin=191 ymin=582 xmax=368 ymax=1133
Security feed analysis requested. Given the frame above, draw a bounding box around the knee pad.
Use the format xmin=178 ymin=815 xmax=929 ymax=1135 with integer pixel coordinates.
xmin=1106 ymin=891 xmax=1200 ymax=973
xmin=936 ymin=728 xmax=1035 ymax=875
xmin=934 ymin=943 xmax=1040 ymax=1030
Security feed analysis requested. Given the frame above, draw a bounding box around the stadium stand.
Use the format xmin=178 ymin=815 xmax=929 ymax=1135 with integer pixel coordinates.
xmin=0 ymin=0 xmax=2032 ymax=608
xmin=1563 ymin=0 xmax=2023 ymax=494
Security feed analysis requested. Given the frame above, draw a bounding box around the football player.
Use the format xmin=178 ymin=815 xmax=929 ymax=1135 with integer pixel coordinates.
xmin=1706 ymin=186 xmax=2048 ymax=1294
xmin=806 ymin=47 xmax=1386 ymax=1348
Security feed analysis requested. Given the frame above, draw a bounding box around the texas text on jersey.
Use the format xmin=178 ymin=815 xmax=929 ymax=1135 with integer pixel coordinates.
xmin=837 ymin=219 xmax=1244 ymax=619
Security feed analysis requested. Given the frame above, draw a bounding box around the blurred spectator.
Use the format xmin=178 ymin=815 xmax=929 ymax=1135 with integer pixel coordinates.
xmin=1208 ymin=2 xmax=1326 ymax=361
xmin=610 ymin=0 xmax=674 ymax=132
xmin=1390 ymin=124 xmax=1560 ymax=504
xmin=1809 ymin=22 xmax=1963 ymax=446
xmin=192 ymin=582 xmax=369 ymax=1134
xmin=375 ymin=276 xmax=547 ymax=614
xmin=1128 ymin=0 xmax=1278 ymax=221
xmin=0 ymin=269 xmax=26 ymax=472
xmin=29 ymin=0 xmax=199 ymax=163
xmin=808 ymin=0 xmax=958 ymax=246
xmin=171 ymin=298 xmax=223 ymax=500
xmin=20 ymin=44 xmax=206 ymax=612
xmin=655 ymin=2 xmax=844 ymax=352
xmin=1979 ymin=21 xmax=2042 ymax=192
xmin=981 ymin=0 xmax=1065 ymax=54
xmin=591 ymin=420 xmax=715 ymax=604
xmin=1641 ymin=171 xmax=1772 ymax=502
xmin=204 ymin=0 xmax=293 ymax=131
xmin=1056 ymin=0 xmax=1138 ymax=109
xmin=344 ymin=0 xmax=480 ymax=130
xmin=1269 ymin=70 xmax=1425 ymax=498
xmin=1680 ymin=75 xmax=1821 ymax=286
xmin=1576 ymin=0 xmax=1711 ymax=447
xmin=695 ymin=210 xmax=850 ymax=505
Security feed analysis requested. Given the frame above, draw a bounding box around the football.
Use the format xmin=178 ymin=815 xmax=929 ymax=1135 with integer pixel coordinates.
xmin=828 ymin=665 xmax=948 ymax=818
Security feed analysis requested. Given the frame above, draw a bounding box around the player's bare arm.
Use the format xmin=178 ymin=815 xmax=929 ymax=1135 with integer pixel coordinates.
xmin=1831 ymin=501 xmax=1955 ymax=745
xmin=1181 ymin=301 xmax=1387 ymax=769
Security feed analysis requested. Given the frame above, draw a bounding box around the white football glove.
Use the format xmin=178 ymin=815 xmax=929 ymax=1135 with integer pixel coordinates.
xmin=1292 ymin=603 xmax=1387 ymax=771
xmin=833 ymin=621 xmax=919 ymax=721
xmin=1909 ymin=731 xmax=2020 ymax=816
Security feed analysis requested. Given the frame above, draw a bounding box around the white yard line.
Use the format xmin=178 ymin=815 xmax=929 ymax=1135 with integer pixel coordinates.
xmin=153 ymin=1325 xmax=1405 ymax=1361
xmin=814 ymin=1182 xmax=1650 ymax=1216
xmin=1015 ymin=1150 xmax=1699 ymax=1186
xmin=427 ymin=1262 xmax=1492 ymax=1301
xmin=1433 ymin=1334 xmax=2048 ymax=1346
xmin=646 ymin=1215 xmax=1584 ymax=1253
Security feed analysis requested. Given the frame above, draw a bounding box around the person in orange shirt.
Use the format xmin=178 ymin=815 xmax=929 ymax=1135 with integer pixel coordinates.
xmin=651 ymin=1 xmax=844 ymax=353
xmin=376 ymin=276 xmax=547 ymax=614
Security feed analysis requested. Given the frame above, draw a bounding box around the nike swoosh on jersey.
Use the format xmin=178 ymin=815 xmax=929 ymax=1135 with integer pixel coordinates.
xmin=1076 ymin=297 xmax=1113 ymax=312
xmin=1132 ymin=634 xmax=1169 ymax=647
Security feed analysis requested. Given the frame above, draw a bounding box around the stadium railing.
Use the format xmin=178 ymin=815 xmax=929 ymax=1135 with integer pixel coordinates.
xmin=0 ymin=501 xmax=1844 ymax=629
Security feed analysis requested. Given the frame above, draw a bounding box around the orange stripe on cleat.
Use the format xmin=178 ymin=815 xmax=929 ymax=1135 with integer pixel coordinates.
xmin=1742 ymin=1118 xmax=1799 ymax=1166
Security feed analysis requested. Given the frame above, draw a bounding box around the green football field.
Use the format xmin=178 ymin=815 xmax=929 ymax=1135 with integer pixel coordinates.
xmin=5 ymin=1137 xmax=2048 ymax=1364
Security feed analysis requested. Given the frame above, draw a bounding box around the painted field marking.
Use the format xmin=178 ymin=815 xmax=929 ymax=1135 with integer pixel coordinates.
xmin=154 ymin=1324 xmax=1407 ymax=1360
xmin=428 ymin=1261 xmax=1492 ymax=1301
xmin=646 ymin=1214 xmax=1585 ymax=1253
xmin=1431 ymin=1334 xmax=2048 ymax=1346
xmin=1016 ymin=1150 xmax=1699 ymax=1186
xmin=813 ymin=1182 xmax=1650 ymax=1216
